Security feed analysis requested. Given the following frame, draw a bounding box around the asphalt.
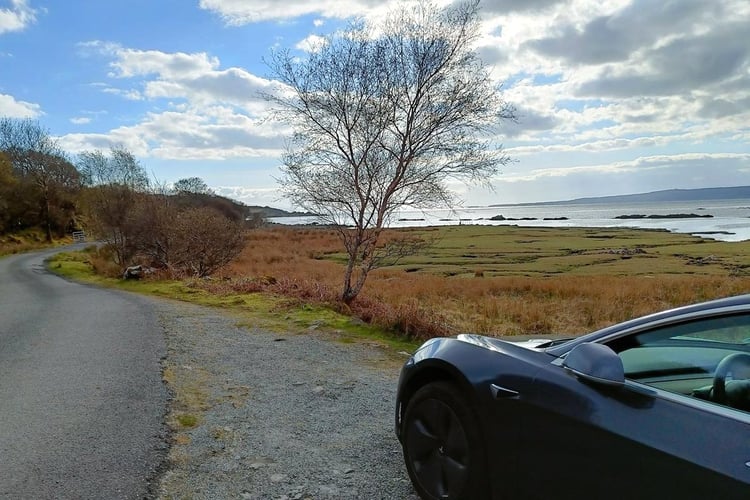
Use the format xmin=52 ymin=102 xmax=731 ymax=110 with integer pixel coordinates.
xmin=0 ymin=247 xmax=168 ymax=499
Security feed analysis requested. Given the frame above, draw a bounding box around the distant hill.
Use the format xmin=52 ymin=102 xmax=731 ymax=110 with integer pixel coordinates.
xmin=490 ymin=186 xmax=750 ymax=207
xmin=246 ymin=205 xmax=316 ymax=218
xmin=242 ymin=186 xmax=750 ymax=216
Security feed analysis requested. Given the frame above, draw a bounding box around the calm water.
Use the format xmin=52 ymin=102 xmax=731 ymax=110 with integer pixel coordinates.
xmin=268 ymin=199 xmax=750 ymax=242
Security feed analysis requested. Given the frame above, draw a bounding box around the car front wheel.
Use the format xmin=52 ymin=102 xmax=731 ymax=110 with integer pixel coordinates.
xmin=402 ymin=381 xmax=488 ymax=500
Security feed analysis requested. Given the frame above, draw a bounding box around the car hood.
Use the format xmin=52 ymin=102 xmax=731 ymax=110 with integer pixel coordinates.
xmin=457 ymin=333 xmax=564 ymax=352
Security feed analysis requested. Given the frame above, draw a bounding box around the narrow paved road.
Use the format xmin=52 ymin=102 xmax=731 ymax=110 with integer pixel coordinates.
xmin=0 ymin=248 xmax=167 ymax=499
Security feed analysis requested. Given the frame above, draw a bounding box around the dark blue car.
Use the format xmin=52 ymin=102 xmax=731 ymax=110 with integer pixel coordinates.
xmin=396 ymin=295 xmax=750 ymax=499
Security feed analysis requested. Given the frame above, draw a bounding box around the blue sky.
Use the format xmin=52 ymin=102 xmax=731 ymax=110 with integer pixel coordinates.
xmin=1 ymin=0 xmax=749 ymax=209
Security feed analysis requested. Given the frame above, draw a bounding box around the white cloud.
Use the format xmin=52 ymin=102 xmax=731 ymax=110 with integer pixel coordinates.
xmin=69 ymin=43 xmax=295 ymax=161
xmin=0 ymin=0 xmax=37 ymax=35
xmin=58 ymin=131 xmax=150 ymax=157
xmin=0 ymin=92 xmax=41 ymax=117
xmin=295 ymin=34 xmax=327 ymax=53
xmin=483 ymin=0 xmax=750 ymax=166
xmin=500 ymin=153 xmax=750 ymax=182
xmin=85 ymin=42 xmax=283 ymax=110
xmin=482 ymin=0 xmax=567 ymax=14
xmin=101 ymin=86 xmax=144 ymax=101
xmin=70 ymin=116 xmax=91 ymax=125
xmin=111 ymin=49 xmax=220 ymax=80
xmin=59 ymin=104 xmax=287 ymax=161
xmin=199 ymin=0 xmax=385 ymax=24
xmin=214 ymin=185 xmax=286 ymax=208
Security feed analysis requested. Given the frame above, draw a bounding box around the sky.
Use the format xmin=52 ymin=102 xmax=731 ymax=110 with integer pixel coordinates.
xmin=1 ymin=0 xmax=749 ymax=210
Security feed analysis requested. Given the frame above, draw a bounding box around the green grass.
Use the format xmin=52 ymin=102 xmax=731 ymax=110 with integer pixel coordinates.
xmin=175 ymin=414 xmax=199 ymax=428
xmin=383 ymin=225 xmax=750 ymax=278
xmin=285 ymin=302 xmax=418 ymax=353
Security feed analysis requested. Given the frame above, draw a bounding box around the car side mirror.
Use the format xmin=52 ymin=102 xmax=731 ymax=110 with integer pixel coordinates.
xmin=563 ymin=342 xmax=625 ymax=387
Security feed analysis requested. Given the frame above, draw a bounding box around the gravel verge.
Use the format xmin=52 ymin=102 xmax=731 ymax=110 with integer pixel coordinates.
xmin=151 ymin=299 xmax=419 ymax=500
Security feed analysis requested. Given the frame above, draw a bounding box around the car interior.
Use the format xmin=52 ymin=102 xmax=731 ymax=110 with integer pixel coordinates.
xmin=605 ymin=315 xmax=750 ymax=413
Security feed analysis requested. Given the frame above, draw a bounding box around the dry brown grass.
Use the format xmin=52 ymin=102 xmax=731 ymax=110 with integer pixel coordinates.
xmin=211 ymin=226 xmax=750 ymax=341
xmin=0 ymin=230 xmax=69 ymax=256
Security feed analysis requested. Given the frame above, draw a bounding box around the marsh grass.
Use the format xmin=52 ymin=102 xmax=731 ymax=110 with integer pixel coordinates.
xmin=217 ymin=226 xmax=750 ymax=340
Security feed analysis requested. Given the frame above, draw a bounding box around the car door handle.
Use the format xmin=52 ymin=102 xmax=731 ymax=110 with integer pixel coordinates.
xmin=491 ymin=383 xmax=519 ymax=399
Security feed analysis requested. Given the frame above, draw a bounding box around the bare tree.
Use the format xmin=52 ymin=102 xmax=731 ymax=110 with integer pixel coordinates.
xmin=173 ymin=176 xmax=214 ymax=195
xmin=79 ymin=145 xmax=149 ymax=190
xmin=77 ymin=146 xmax=150 ymax=265
xmin=266 ymin=0 xmax=514 ymax=303
xmin=0 ymin=118 xmax=80 ymax=241
xmin=119 ymin=189 xmax=175 ymax=269
xmin=0 ymin=152 xmax=16 ymax=232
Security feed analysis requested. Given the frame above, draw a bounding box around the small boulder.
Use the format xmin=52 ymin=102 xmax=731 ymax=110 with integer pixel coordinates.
xmin=123 ymin=265 xmax=152 ymax=280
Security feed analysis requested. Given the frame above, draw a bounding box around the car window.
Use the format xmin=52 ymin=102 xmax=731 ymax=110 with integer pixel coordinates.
xmin=617 ymin=314 xmax=750 ymax=346
xmin=605 ymin=313 xmax=750 ymax=414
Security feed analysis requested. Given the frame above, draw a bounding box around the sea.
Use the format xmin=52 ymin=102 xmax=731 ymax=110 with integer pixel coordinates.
xmin=267 ymin=198 xmax=750 ymax=242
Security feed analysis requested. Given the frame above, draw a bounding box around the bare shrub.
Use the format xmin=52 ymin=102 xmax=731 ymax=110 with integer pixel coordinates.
xmin=170 ymin=207 xmax=246 ymax=278
xmin=126 ymin=193 xmax=178 ymax=269
xmin=86 ymin=184 xmax=247 ymax=278
xmin=89 ymin=246 xmax=125 ymax=278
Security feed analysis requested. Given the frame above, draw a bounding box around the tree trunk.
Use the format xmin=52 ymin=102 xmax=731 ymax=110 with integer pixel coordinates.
xmin=341 ymin=253 xmax=358 ymax=304
xmin=342 ymin=275 xmax=367 ymax=305
xmin=43 ymin=189 xmax=52 ymax=243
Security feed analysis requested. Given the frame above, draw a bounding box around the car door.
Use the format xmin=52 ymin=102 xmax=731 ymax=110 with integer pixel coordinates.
xmin=514 ymin=312 xmax=750 ymax=500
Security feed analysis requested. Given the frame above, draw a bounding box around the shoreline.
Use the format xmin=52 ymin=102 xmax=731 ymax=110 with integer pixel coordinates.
xmin=265 ymin=199 xmax=750 ymax=242
xmin=267 ymin=218 xmax=749 ymax=242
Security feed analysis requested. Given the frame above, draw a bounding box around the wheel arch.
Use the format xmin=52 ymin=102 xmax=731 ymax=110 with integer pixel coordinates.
xmin=396 ymin=359 xmax=479 ymax=439
xmin=398 ymin=362 xmax=493 ymax=499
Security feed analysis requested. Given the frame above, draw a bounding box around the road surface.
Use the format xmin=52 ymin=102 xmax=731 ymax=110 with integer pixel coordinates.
xmin=0 ymin=248 xmax=167 ymax=499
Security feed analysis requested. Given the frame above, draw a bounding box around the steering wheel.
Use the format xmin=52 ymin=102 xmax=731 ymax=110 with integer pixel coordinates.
xmin=712 ymin=352 xmax=750 ymax=404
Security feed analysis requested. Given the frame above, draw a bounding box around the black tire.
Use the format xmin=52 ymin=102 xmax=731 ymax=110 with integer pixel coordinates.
xmin=402 ymin=381 xmax=488 ymax=500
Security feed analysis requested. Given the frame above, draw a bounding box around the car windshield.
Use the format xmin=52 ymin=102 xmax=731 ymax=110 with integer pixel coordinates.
xmin=632 ymin=314 xmax=750 ymax=346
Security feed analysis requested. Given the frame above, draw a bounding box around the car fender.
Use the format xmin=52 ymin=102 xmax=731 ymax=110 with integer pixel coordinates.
xmin=396 ymin=336 xmax=556 ymax=498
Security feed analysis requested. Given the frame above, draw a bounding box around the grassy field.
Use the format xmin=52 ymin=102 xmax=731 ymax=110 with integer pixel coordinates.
xmin=49 ymin=224 xmax=750 ymax=343
xmin=213 ymin=225 xmax=750 ymax=339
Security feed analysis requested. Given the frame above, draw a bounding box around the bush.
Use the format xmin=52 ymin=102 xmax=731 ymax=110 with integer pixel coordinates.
xmin=170 ymin=207 xmax=246 ymax=277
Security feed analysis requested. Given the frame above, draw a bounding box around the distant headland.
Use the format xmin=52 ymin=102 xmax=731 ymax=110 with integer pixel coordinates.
xmin=489 ymin=186 xmax=750 ymax=207
xmin=246 ymin=206 xmax=316 ymax=218
xmin=247 ymin=185 xmax=750 ymax=220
